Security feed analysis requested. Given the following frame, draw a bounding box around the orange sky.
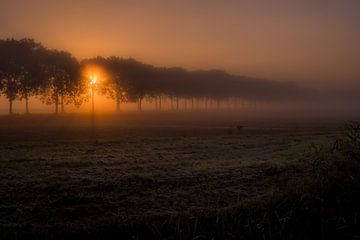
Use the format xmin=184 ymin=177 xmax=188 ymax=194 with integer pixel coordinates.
xmin=1 ymin=0 xmax=360 ymax=87
xmin=1 ymin=0 xmax=360 ymax=114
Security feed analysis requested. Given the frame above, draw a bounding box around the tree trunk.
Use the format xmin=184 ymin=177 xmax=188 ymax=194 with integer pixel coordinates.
xmin=9 ymin=99 xmax=13 ymax=115
xmin=159 ymin=95 xmax=162 ymax=111
xmin=61 ymin=94 xmax=64 ymax=113
xmin=116 ymin=98 xmax=120 ymax=112
xmin=138 ymin=98 xmax=142 ymax=111
xmin=55 ymin=94 xmax=59 ymax=114
xmin=176 ymin=97 xmax=179 ymax=111
xmin=25 ymin=94 xmax=29 ymax=114
xmin=116 ymin=91 xmax=120 ymax=112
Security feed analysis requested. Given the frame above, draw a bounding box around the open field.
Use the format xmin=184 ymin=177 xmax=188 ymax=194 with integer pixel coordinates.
xmin=0 ymin=114 xmax=358 ymax=239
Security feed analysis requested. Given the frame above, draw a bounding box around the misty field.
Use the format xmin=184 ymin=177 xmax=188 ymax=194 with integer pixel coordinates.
xmin=0 ymin=115 xmax=359 ymax=239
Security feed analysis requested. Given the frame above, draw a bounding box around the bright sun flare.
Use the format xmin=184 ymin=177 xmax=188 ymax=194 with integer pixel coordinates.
xmin=83 ymin=64 xmax=108 ymax=89
xmin=90 ymin=74 xmax=97 ymax=85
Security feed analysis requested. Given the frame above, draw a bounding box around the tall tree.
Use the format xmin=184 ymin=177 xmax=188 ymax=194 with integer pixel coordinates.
xmin=17 ymin=39 xmax=45 ymax=114
xmin=40 ymin=50 xmax=84 ymax=114
xmin=95 ymin=57 xmax=131 ymax=112
xmin=0 ymin=38 xmax=47 ymax=114
xmin=106 ymin=57 xmax=132 ymax=112
xmin=0 ymin=39 xmax=23 ymax=115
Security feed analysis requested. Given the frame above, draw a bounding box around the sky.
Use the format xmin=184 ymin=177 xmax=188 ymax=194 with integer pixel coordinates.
xmin=1 ymin=0 xmax=360 ymax=88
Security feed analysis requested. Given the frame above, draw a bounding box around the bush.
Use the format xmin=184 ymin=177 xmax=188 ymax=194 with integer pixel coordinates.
xmin=304 ymin=122 xmax=360 ymax=239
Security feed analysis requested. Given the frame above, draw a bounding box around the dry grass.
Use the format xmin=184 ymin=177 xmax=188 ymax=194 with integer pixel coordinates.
xmin=0 ymin=115 xmax=351 ymax=239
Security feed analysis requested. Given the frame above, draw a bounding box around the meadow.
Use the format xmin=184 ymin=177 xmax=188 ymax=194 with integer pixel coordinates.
xmin=0 ymin=114 xmax=359 ymax=239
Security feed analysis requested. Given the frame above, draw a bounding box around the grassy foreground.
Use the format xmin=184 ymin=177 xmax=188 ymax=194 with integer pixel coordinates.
xmin=0 ymin=116 xmax=359 ymax=239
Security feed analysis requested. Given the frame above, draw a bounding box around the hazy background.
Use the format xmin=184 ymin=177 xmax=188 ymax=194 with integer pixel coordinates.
xmin=0 ymin=0 xmax=360 ymax=114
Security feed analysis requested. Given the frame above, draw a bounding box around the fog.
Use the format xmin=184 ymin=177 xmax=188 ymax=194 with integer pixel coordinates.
xmin=1 ymin=0 xmax=360 ymax=119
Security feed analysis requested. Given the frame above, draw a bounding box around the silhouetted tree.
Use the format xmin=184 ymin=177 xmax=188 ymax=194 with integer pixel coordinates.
xmin=17 ymin=39 xmax=46 ymax=114
xmin=40 ymin=50 xmax=84 ymax=114
xmin=0 ymin=39 xmax=33 ymax=115
xmin=79 ymin=55 xmax=313 ymax=113
xmin=0 ymin=37 xmax=316 ymax=116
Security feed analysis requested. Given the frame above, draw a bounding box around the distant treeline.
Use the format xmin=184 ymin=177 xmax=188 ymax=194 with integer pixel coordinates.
xmin=0 ymin=38 xmax=312 ymax=114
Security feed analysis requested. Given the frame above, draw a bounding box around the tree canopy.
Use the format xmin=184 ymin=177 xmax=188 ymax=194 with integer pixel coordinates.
xmin=0 ymin=38 xmax=313 ymax=115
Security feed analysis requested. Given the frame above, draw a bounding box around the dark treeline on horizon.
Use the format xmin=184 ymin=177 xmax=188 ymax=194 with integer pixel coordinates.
xmin=0 ymin=38 xmax=319 ymax=115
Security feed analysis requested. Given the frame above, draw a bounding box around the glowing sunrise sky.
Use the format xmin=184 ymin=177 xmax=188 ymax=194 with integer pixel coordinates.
xmin=1 ymin=0 xmax=360 ymax=87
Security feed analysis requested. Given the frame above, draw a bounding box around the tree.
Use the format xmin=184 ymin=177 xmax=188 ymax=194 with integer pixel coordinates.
xmin=17 ymin=39 xmax=46 ymax=114
xmin=0 ymin=39 xmax=24 ymax=115
xmin=82 ymin=57 xmax=131 ymax=112
xmin=106 ymin=57 xmax=131 ymax=112
xmin=0 ymin=38 xmax=48 ymax=115
xmin=40 ymin=49 xmax=84 ymax=114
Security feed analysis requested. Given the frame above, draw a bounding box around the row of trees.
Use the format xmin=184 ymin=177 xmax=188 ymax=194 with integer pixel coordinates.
xmin=0 ymin=38 xmax=84 ymax=114
xmin=0 ymin=38 xmax=312 ymax=115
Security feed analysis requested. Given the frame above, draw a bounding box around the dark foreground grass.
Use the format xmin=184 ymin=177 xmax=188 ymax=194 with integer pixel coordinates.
xmin=0 ymin=117 xmax=359 ymax=239
xmin=2 ymin=180 xmax=359 ymax=240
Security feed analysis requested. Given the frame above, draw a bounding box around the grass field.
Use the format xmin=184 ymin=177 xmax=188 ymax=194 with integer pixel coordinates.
xmin=1 ymin=114 xmax=358 ymax=239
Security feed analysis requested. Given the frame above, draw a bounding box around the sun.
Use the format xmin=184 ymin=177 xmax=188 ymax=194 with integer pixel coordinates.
xmin=82 ymin=64 xmax=108 ymax=88
xmin=90 ymin=74 xmax=97 ymax=85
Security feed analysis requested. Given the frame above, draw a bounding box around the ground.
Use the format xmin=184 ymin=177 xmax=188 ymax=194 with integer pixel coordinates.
xmin=0 ymin=114 xmax=343 ymax=239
